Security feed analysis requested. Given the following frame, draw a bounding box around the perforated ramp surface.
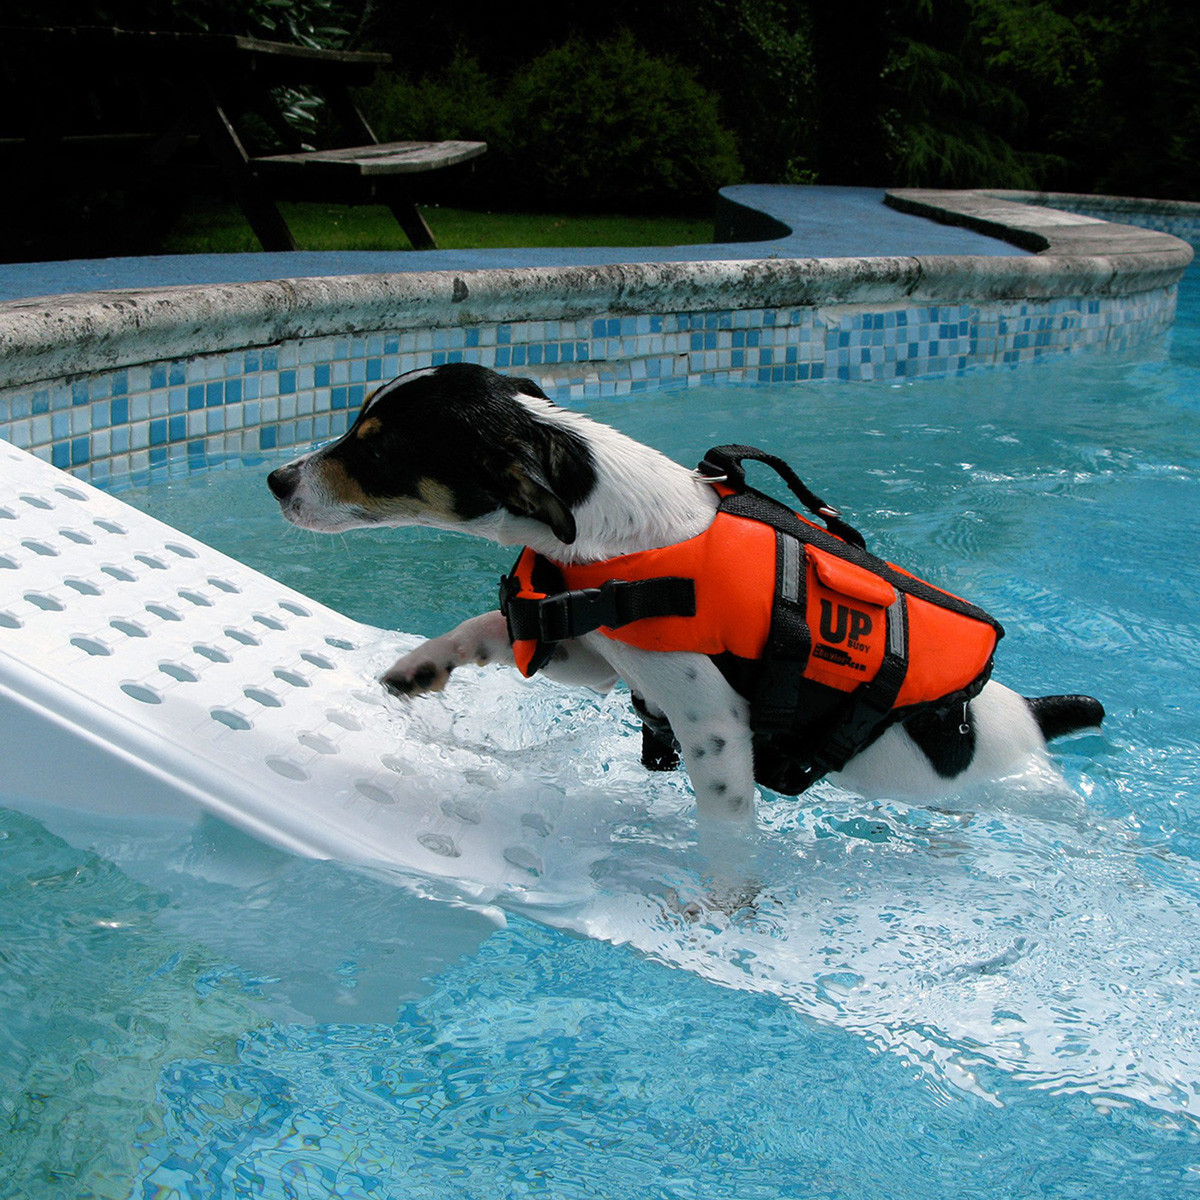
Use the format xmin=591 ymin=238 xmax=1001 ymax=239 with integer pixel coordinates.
xmin=0 ymin=438 xmax=587 ymax=906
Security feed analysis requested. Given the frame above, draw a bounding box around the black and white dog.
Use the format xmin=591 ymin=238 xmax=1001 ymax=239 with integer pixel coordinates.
xmin=268 ymin=363 xmax=1102 ymax=828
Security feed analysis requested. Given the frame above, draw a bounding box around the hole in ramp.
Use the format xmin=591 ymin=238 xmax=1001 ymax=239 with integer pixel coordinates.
xmin=71 ymin=636 xmax=111 ymax=657
xmin=211 ymin=709 xmax=251 ymax=731
xmin=25 ymin=592 xmax=64 ymax=611
xmin=267 ymin=757 xmax=308 ymax=781
xmin=355 ymin=781 xmax=395 ymax=805
xmin=159 ymin=662 xmax=199 ymax=683
xmin=419 ymin=833 xmax=461 ymax=858
xmin=503 ymin=846 xmax=543 ymax=875
xmin=121 ymin=683 xmax=162 ymax=705
xmin=299 ymin=732 xmax=338 ymax=755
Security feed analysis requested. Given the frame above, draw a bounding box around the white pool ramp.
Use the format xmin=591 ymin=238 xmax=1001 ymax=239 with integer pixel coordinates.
xmin=0 ymin=437 xmax=600 ymax=906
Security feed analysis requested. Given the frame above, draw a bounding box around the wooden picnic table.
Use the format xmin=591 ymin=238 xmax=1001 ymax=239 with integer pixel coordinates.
xmin=0 ymin=26 xmax=487 ymax=251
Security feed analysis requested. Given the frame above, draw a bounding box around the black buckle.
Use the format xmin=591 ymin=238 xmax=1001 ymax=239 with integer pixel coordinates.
xmin=698 ymin=449 xmax=744 ymax=489
xmin=536 ymin=580 xmax=625 ymax=643
xmin=498 ymin=572 xmax=516 ymax=615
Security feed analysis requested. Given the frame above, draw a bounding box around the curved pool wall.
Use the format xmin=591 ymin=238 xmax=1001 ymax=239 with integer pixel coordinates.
xmin=0 ymin=187 xmax=1192 ymax=487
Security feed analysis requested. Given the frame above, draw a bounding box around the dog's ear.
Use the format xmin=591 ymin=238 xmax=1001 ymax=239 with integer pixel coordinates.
xmin=501 ymin=463 xmax=577 ymax=544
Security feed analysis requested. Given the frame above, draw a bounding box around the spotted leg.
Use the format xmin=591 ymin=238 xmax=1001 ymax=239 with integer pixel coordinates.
xmin=594 ymin=642 xmax=757 ymax=824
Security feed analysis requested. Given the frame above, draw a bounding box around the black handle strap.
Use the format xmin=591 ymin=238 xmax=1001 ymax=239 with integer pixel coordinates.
xmin=699 ymin=444 xmax=866 ymax=550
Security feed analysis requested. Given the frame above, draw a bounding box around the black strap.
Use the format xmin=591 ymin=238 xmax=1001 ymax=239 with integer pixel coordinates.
xmin=754 ymin=529 xmax=811 ymax=729
xmin=699 ymin=444 xmax=867 ymax=549
xmin=805 ymin=592 xmax=911 ymax=776
xmin=501 ymin=572 xmax=696 ymax=645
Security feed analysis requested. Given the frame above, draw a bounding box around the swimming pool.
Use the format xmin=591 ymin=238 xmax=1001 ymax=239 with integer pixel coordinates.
xmin=3 ymin=254 xmax=1199 ymax=1197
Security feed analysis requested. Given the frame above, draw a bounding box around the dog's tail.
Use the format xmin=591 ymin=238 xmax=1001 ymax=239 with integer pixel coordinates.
xmin=1025 ymin=694 xmax=1105 ymax=741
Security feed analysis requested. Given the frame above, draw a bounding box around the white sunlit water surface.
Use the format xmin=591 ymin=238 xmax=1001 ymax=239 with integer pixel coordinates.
xmin=4 ymin=270 xmax=1200 ymax=1198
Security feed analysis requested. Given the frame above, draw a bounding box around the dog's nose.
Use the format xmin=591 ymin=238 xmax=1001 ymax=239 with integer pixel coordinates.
xmin=267 ymin=464 xmax=298 ymax=501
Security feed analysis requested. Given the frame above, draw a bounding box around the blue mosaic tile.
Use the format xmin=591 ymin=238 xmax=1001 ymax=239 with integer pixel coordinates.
xmin=0 ymin=275 xmax=1181 ymax=484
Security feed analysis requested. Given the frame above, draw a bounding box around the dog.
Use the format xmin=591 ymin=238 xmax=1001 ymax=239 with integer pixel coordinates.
xmin=268 ymin=362 xmax=1103 ymax=829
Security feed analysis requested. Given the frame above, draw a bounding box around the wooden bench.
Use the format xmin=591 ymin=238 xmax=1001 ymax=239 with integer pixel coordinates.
xmin=0 ymin=26 xmax=487 ymax=252
xmin=252 ymin=140 xmax=487 ymax=250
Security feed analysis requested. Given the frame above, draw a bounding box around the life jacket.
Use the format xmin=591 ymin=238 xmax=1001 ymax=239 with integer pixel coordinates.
xmin=499 ymin=444 xmax=1004 ymax=795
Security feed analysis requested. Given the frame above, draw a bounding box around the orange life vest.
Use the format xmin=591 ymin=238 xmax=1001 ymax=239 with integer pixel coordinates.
xmin=500 ymin=445 xmax=1003 ymax=794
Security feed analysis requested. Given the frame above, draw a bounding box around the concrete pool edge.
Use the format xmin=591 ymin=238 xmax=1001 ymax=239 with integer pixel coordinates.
xmin=0 ymin=188 xmax=1191 ymax=391
xmin=0 ymin=187 xmax=1193 ymax=483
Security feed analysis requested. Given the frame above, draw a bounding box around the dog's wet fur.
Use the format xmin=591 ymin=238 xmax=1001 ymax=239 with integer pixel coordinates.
xmin=269 ymin=362 xmax=1104 ymax=825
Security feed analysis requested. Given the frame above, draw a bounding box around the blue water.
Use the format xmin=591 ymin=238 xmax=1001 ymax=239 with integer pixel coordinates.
xmin=5 ymin=273 xmax=1200 ymax=1197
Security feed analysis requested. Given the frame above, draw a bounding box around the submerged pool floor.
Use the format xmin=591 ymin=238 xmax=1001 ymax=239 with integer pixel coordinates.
xmin=4 ymin=271 xmax=1200 ymax=1197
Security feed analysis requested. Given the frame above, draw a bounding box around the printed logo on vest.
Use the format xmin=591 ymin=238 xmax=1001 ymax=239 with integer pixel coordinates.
xmin=818 ymin=599 xmax=873 ymax=651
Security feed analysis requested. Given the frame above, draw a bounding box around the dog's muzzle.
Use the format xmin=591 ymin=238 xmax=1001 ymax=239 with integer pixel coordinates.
xmin=267 ymin=463 xmax=302 ymax=502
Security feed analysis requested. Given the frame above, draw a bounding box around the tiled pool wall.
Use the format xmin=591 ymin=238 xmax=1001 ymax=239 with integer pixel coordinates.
xmin=0 ymin=286 xmax=1177 ymax=489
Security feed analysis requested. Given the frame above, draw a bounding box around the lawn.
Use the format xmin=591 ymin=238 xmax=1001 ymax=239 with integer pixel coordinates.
xmin=159 ymin=199 xmax=716 ymax=254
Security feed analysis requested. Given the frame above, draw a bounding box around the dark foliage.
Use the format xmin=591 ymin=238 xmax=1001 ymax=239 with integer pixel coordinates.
xmin=359 ymin=0 xmax=1200 ymax=201
xmin=360 ymin=36 xmax=742 ymax=213
xmin=3 ymin=0 xmax=1198 ymax=259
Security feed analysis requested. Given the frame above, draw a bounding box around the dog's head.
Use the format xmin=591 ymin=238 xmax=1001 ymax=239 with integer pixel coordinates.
xmin=267 ymin=363 xmax=596 ymax=544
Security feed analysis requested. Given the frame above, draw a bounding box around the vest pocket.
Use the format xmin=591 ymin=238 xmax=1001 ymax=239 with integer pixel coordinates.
xmin=803 ymin=546 xmax=893 ymax=691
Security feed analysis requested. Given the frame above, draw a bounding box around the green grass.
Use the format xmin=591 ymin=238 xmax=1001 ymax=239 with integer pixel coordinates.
xmin=158 ymin=199 xmax=715 ymax=254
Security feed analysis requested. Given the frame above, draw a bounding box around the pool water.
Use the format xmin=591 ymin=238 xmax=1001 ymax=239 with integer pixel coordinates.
xmin=5 ymin=270 xmax=1200 ymax=1198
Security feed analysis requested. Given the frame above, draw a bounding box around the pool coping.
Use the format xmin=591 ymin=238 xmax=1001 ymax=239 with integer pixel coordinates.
xmin=0 ymin=188 xmax=1191 ymax=391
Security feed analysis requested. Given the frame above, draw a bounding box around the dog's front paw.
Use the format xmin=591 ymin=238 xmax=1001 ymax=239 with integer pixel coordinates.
xmin=380 ymin=653 xmax=453 ymax=698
